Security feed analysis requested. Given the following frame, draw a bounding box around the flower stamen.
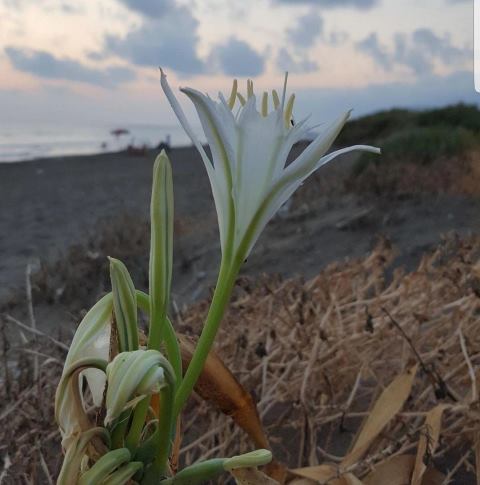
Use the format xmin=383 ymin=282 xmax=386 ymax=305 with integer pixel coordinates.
xmin=237 ymin=92 xmax=246 ymax=106
xmin=261 ymin=92 xmax=268 ymax=117
xmin=271 ymin=90 xmax=280 ymax=110
xmin=247 ymin=79 xmax=254 ymax=99
xmin=228 ymin=79 xmax=238 ymax=110
xmin=280 ymin=71 xmax=289 ymax=110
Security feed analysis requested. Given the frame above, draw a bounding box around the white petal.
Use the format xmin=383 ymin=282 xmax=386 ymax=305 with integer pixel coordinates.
xmin=181 ymin=87 xmax=237 ymax=252
xmin=233 ymin=102 xmax=288 ymax=244
xmin=160 ymin=71 xmax=230 ymax=253
xmin=315 ymin=145 xmax=381 ymax=169
xmin=181 ymin=88 xmax=236 ymax=186
xmin=160 ymin=70 xmax=211 ymax=166
xmin=243 ymin=144 xmax=380 ymax=256
xmin=284 ymin=111 xmax=351 ymax=180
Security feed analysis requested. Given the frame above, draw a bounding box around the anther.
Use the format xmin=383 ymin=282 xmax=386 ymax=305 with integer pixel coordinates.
xmin=228 ymin=79 xmax=238 ymax=109
xmin=272 ymin=90 xmax=280 ymax=110
xmin=261 ymin=92 xmax=268 ymax=117
xmin=247 ymin=80 xmax=254 ymax=99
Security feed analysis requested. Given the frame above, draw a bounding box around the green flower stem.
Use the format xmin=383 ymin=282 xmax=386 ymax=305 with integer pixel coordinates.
xmin=158 ymin=458 xmax=225 ymax=485
xmin=137 ymin=291 xmax=182 ymax=385
xmin=111 ymin=410 xmax=132 ymax=449
xmin=142 ymin=376 xmax=175 ymax=483
xmin=78 ymin=448 xmax=131 ymax=485
xmin=173 ymin=256 xmax=240 ymax=416
xmin=124 ymin=292 xmax=181 ymax=458
xmin=124 ymin=397 xmax=150 ymax=454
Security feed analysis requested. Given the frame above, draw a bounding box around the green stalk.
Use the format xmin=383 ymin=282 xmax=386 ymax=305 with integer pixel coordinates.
xmin=124 ymin=397 xmax=150 ymax=454
xmin=158 ymin=459 xmax=225 ymax=485
xmin=141 ymin=369 xmax=175 ymax=484
xmin=125 ymin=292 xmax=181 ymax=456
xmin=173 ymin=256 xmax=240 ymax=416
xmin=137 ymin=291 xmax=181 ymax=385
xmin=142 ymin=387 xmax=174 ymax=483
xmin=111 ymin=410 xmax=132 ymax=449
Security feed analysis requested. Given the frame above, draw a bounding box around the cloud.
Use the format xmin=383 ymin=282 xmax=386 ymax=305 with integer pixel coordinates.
xmin=103 ymin=2 xmax=203 ymax=76
xmin=276 ymin=9 xmax=322 ymax=74
xmin=329 ymin=31 xmax=349 ymax=46
xmin=413 ymin=28 xmax=470 ymax=64
xmin=287 ymin=11 xmax=323 ymax=48
xmin=274 ymin=0 xmax=378 ymax=8
xmin=356 ymin=29 xmax=472 ymax=75
xmin=209 ymin=38 xmax=265 ymax=77
xmin=116 ymin=0 xmax=174 ymax=18
xmin=5 ymin=47 xmax=136 ymax=87
xmin=393 ymin=33 xmax=431 ymax=75
xmin=276 ymin=47 xmax=318 ymax=73
xmin=356 ymin=33 xmax=392 ymax=70
xmin=57 ymin=3 xmax=84 ymax=14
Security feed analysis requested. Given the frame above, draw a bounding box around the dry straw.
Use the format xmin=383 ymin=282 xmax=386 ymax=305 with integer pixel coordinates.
xmin=1 ymin=234 xmax=479 ymax=483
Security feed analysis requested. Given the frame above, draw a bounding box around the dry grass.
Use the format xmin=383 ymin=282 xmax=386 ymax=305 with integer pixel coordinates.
xmin=1 ymin=235 xmax=479 ymax=483
xmin=345 ymin=150 xmax=480 ymax=198
xmin=179 ymin=234 xmax=480 ymax=482
xmin=293 ymin=150 xmax=480 ymax=204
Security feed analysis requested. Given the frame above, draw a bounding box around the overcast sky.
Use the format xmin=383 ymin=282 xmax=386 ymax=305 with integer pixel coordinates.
xmin=0 ymin=0 xmax=477 ymax=125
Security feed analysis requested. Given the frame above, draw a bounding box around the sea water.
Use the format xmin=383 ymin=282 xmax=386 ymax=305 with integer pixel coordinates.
xmin=0 ymin=121 xmax=202 ymax=162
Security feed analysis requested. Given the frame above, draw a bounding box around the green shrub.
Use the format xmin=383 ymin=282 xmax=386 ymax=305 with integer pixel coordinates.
xmin=345 ymin=103 xmax=480 ymax=177
xmin=353 ymin=125 xmax=478 ymax=176
xmin=417 ymin=104 xmax=480 ymax=132
xmin=336 ymin=109 xmax=415 ymax=147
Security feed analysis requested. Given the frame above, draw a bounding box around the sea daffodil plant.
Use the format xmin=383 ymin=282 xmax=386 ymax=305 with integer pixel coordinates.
xmin=55 ymin=73 xmax=379 ymax=484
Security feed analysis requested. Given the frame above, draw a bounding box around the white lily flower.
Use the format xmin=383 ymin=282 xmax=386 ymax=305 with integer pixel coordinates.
xmin=160 ymin=71 xmax=380 ymax=259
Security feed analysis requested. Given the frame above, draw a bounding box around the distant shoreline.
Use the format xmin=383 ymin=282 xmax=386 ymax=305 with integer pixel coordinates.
xmin=0 ymin=144 xmax=194 ymax=165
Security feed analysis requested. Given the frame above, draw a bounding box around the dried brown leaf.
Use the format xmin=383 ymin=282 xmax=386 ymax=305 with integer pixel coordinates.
xmin=411 ymin=405 xmax=446 ymax=485
xmin=340 ymin=474 xmax=365 ymax=485
xmin=475 ymin=431 xmax=480 ymax=485
xmin=289 ymin=464 xmax=338 ymax=483
xmin=231 ymin=467 xmax=280 ymax=484
xmin=287 ymin=479 xmax=317 ymax=485
xmin=179 ymin=335 xmax=287 ymax=482
xmin=289 ymin=468 xmax=365 ymax=485
xmin=363 ymin=455 xmax=443 ymax=485
xmin=342 ymin=365 xmax=418 ymax=468
xmin=179 ymin=335 xmax=269 ymax=448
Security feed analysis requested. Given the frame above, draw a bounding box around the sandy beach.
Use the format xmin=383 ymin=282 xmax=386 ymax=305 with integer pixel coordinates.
xmin=1 ymin=140 xmax=480 ymax=485
xmin=1 ymin=144 xmax=480 ymax=330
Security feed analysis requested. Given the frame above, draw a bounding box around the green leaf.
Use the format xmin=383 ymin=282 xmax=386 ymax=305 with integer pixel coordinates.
xmin=105 ymin=350 xmax=171 ymax=425
xmin=109 ymin=257 xmax=139 ymax=351
xmin=148 ymin=150 xmax=174 ymax=351
xmin=102 ymin=462 xmax=143 ymax=485
xmin=78 ymin=448 xmax=131 ymax=485
xmin=57 ymin=428 xmax=110 ymax=485
xmin=158 ymin=459 xmax=226 ymax=485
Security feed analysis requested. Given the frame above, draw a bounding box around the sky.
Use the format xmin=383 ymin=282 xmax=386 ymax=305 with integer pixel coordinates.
xmin=0 ymin=0 xmax=477 ymax=126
